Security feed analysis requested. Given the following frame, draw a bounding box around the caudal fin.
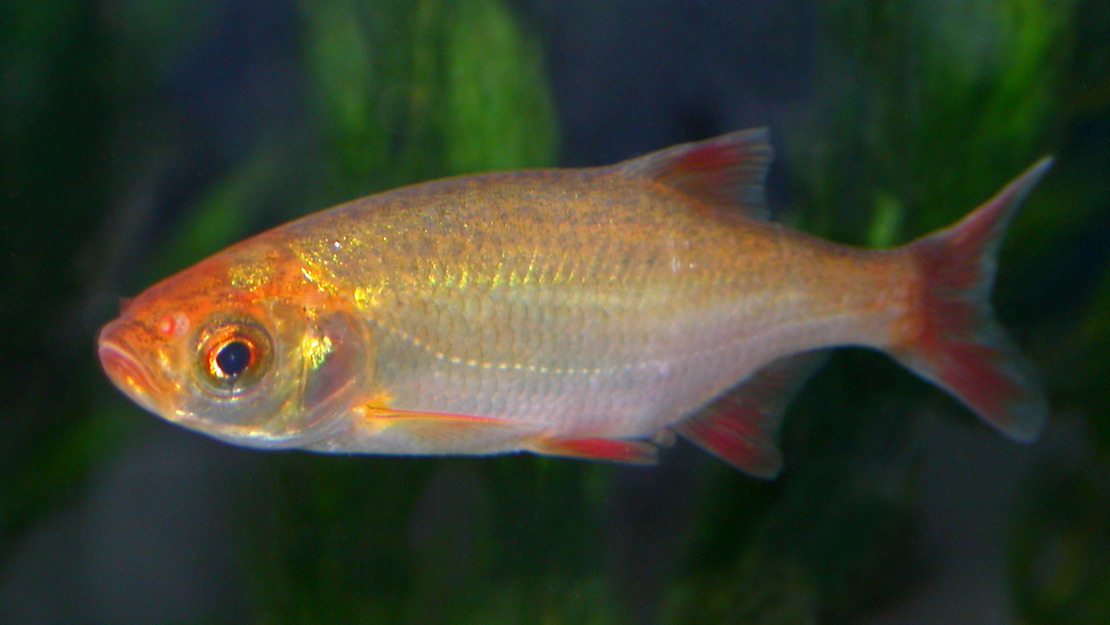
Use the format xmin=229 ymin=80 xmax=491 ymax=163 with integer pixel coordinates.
xmin=892 ymin=158 xmax=1052 ymax=442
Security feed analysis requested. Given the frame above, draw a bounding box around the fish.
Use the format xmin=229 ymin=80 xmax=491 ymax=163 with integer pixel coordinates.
xmin=97 ymin=129 xmax=1051 ymax=478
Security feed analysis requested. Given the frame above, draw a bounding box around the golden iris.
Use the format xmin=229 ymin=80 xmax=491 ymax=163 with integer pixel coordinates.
xmin=196 ymin=321 xmax=272 ymax=396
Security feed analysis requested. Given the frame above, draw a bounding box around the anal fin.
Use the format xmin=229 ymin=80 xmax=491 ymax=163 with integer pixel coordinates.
xmin=677 ymin=352 xmax=827 ymax=478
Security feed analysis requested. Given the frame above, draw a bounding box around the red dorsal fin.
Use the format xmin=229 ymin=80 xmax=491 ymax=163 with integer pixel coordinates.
xmin=616 ymin=128 xmax=773 ymax=219
xmin=676 ymin=352 xmax=827 ymax=479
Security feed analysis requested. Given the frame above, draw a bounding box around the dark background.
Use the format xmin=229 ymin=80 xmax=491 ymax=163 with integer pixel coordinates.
xmin=3 ymin=0 xmax=1109 ymax=623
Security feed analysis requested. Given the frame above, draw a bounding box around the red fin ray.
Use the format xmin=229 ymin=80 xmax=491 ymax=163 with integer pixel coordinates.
xmin=893 ymin=158 xmax=1052 ymax=442
xmin=527 ymin=437 xmax=658 ymax=465
xmin=617 ymin=128 xmax=773 ymax=219
xmin=361 ymin=407 xmax=659 ymax=465
xmin=676 ymin=352 xmax=828 ymax=479
xmin=359 ymin=407 xmax=524 ymax=445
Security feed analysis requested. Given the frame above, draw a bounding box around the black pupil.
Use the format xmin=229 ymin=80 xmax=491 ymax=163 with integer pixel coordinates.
xmin=215 ymin=340 xmax=252 ymax=378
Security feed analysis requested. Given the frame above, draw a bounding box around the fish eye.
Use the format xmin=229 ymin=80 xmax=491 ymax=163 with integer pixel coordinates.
xmin=214 ymin=340 xmax=252 ymax=378
xmin=196 ymin=321 xmax=273 ymax=396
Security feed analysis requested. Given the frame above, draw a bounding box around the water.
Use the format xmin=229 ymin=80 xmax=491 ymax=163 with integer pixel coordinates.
xmin=2 ymin=0 xmax=1107 ymax=623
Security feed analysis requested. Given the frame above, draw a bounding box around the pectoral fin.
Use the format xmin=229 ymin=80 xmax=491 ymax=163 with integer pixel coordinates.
xmin=358 ymin=407 xmax=657 ymax=465
xmin=677 ymin=352 xmax=827 ymax=478
xmin=359 ymin=406 xmax=525 ymax=446
xmin=525 ymin=436 xmax=659 ymax=466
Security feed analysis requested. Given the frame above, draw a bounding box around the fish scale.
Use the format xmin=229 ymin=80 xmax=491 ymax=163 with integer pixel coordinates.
xmin=287 ymin=166 xmax=903 ymax=436
xmin=99 ymin=128 xmax=1051 ymax=477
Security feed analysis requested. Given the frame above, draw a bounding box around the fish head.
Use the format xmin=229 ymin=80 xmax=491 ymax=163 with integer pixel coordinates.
xmin=98 ymin=249 xmax=373 ymax=449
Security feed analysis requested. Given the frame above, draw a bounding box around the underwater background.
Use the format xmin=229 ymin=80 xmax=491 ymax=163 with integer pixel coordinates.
xmin=2 ymin=0 xmax=1109 ymax=623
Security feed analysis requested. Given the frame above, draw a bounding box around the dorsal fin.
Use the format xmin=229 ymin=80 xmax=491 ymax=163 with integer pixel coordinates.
xmin=616 ymin=128 xmax=774 ymax=219
xmin=676 ymin=352 xmax=827 ymax=478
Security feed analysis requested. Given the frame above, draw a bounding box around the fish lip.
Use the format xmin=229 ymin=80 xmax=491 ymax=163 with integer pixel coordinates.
xmin=98 ymin=328 xmax=165 ymax=416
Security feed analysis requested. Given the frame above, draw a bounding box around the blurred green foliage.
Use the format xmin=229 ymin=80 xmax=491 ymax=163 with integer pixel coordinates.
xmin=787 ymin=0 xmax=1073 ymax=244
xmin=779 ymin=2 xmax=1110 ymax=624
xmin=1011 ymin=466 xmax=1110 ymax=625
xmin=2 ymin=0 xmax=1110 ymax=623
xmin=1 ymin=0 xmax=116 ymax=551
xmin=302 ymin=0 xmax=556 ymax=203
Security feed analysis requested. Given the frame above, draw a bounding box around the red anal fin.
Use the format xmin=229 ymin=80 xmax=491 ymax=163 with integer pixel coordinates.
xmin=527 ymin=437 xmax=658 ymax=466
xmin=677 ymin=352 xmax=828 ymax=479
xmin=616 ymin=128 xmax=773 ymax=219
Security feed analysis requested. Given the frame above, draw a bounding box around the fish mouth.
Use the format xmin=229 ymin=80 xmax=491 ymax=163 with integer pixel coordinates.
xmin=98 ymin=326 xmax=165 ymax=416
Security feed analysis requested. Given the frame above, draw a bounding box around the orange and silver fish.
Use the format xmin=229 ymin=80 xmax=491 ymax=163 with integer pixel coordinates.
xmin=98 ymin=129 xmax=1051 ymax=478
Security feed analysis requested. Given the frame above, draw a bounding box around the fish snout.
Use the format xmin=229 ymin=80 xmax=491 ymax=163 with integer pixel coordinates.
xmin=98 ymin=323 xmax=165 ymax=415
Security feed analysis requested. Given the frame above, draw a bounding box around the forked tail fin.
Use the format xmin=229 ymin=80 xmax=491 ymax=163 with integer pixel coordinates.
xmin=892 ymin=158 xmax=1052 ymax=442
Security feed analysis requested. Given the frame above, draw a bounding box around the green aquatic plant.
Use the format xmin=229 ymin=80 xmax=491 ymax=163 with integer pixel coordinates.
xmin=301 ymin=0 xmax=556 ymax=202
xmin=4 ymin=0 xmax=1109 ymax=622
xmin=238 ymin=1 xmax=560 ymax=622
xmin=0 ymin=0 xmax=116 ymax=556
xmin=1 ymin=0 xmax=558 ymax=616
xmin=1011 ymin=465 xmax=1110 ymax=625
xmin=788 ymin=0 xmax=1073 ymax=245
xmin=711 ymin=0 xmax=1091 ymax=622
